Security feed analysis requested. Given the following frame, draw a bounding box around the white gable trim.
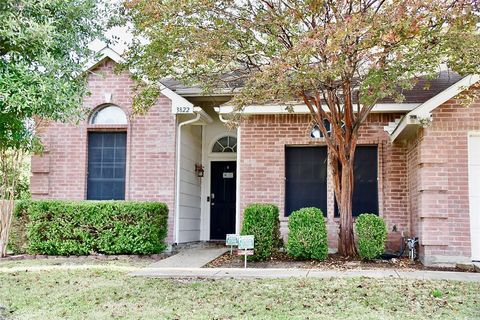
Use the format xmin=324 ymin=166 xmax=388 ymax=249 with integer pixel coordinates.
xmin=411 ymin=74 xmax=480 ymax=118
xmin=82 ymin=46 xmax=124 ymax=72
xmin=390 ymin=74 xmax=480 ymax=141
xmin=83 ymin=46 xmax=194 ymax=114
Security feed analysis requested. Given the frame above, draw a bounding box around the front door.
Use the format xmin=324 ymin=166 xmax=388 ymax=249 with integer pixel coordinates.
xmin=469 ymin=133 xmax=480 ymax=261
xmin=210 ymin=161 xmax=236 ymax=240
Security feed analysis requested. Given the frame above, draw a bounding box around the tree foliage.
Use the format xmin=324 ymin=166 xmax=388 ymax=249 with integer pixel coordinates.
xmin=123 ymin=0 xmax=480 ymax=256
xmin=0 ymin=0 xmax=107 ymax=257
xmin=1 ymin=0 xmax=107 ymax=149
xmin=124 ymin=0 xmax=479 ymax=108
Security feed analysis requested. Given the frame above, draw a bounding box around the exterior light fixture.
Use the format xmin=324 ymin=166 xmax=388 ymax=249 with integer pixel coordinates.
xmin=195 ymin=163 xmax=204 ymax=177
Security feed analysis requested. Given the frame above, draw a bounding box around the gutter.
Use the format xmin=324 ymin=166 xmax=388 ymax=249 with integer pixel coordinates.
xmin=174 ymin=112 xmax=202 ymax=244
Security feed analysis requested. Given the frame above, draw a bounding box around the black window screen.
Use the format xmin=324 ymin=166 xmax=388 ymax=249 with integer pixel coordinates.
xmin=285 ymin=146 xmax=328 ymax=216
xmin=335 ymin=146 xmax=378 ymax=217
xmin=87 ymin=132 xmax=126 ymax=200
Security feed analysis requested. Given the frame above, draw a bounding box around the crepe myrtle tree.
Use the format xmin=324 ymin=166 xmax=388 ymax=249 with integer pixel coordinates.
xmin=123 ymin=0 xmax=480 ymax=256
xmin=0 ymin=0 xmax=107 ymax=257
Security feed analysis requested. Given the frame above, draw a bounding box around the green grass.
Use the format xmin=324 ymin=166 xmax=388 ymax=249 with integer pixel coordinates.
xmin=0 ymin=261 xmax=479 ymax=319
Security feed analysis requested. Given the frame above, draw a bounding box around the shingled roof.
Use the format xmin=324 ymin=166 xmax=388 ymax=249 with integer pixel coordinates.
xmin=162 ymin=71 xmax=464 ymax=104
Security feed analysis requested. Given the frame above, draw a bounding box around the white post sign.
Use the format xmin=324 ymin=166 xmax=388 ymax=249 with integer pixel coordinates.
xmin=238 ymin=235 xmax=255 ymax=268
xmin=226 ymin=234 xmax=239 ymax=255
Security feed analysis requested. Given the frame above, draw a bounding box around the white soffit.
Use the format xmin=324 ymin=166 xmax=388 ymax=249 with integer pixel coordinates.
xmin=216 ymin=103 xmax=420 ymax=115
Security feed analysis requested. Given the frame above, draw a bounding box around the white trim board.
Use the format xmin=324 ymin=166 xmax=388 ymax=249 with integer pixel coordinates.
xmin=468 ymin=132 xmax=480 ymax=261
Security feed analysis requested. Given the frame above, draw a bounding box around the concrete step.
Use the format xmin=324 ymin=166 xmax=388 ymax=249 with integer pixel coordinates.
xmin=474 ymin=263 xmax=480 ymax=273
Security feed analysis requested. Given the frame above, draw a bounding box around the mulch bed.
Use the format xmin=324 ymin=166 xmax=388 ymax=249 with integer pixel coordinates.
xmin=206 ymin=251 xmax=476 ymax=272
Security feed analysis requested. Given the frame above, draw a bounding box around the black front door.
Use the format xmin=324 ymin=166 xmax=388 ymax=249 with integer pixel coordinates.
xmin=87 ymin=132 xmax=126 ymax=200
xmin=210 ymin=161 xmax=236 ymax=240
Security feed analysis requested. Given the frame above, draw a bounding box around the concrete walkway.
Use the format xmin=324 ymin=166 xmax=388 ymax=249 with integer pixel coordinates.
xmin=146 ymin=246 xmax=228 ymax=268
xmin=132 ymin=267 xmax=480 ymax=282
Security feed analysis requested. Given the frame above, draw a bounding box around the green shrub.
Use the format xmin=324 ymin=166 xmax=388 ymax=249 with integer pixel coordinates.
xmin=241 ymin=203 xmax=281 ymax=261
xmin=355 ymin=213 xmax=387 ymax=260
xmin=286 ymin=207 xmax=328 ymax=260
xmin=19 ymin=200 xmax=168 ymax=255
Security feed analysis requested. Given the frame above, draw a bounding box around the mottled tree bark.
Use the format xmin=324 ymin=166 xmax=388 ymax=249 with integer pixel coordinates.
xmin=336 ymin=158 xmax=356 ymax=256
xmin=0 ymin=149 xmax=21 ymax=257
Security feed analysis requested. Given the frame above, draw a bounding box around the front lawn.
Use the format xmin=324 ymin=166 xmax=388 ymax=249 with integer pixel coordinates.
xmin=0 ymin=261 xmax=479 ymax=319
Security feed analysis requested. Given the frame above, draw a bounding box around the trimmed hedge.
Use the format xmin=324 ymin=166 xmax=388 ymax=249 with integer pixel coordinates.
xmin=10 ymin=200 xmax=168 ymax=255
xmin=241 ymin=203 xmax=281 ymax=261
xmin=287 ymin=207 xmax=328 ymax=260
xmin=355 ymin=213 xmax=387 ymax=260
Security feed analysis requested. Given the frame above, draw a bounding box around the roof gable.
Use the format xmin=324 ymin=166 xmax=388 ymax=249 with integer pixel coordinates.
xmin=83 ymin=46 xmax=124 ymax=73
xmin=390 ymin=74 xmax=480 ymax=141
xmin=83 ymin=46 xmax=194 ymax=114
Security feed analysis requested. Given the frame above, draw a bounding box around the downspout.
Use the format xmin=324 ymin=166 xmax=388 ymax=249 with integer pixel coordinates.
xmin=175 ymin=112 xmax=201 ymax=244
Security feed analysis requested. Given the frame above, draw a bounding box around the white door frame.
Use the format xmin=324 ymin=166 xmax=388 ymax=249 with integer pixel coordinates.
xmin=200 ymin=131 xmax=238 ymax=241
xmin=468 ymin=131 xmax=480 ymax=261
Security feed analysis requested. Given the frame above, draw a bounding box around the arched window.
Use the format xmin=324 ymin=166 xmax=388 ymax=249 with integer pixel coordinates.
xmin=90 ymin=105 xmax=127 ymax=125
xmin=310 ymin=119 xmax=331 ymax=139
xmin=310 ymin=119 xmax=345 ymax=139
xmin=212 ymin=136 xmax=237 ymax=153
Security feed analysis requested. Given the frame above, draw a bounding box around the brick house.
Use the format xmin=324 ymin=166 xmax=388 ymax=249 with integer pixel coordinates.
xmin=30 ymin=47 xmax=480 ymax=266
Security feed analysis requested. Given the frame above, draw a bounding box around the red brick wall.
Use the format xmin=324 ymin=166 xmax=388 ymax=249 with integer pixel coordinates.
xmin=406 ymin=88 xmax=480 ymax=265
xmin=239 ymin=113 xmax=409 ymax=251
xmin=30 ymin=58 xmax=177 ymax=243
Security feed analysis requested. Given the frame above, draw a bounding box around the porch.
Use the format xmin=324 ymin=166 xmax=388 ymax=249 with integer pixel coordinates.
xmin=175 ymin=107 xmax=239 ymax=243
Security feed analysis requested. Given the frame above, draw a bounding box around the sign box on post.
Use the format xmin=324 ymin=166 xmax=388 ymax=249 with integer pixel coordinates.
xmin=237 ymin=235 xmax=255 ymax=268
xmin=226 ymin=234 xmax=239 ymax=254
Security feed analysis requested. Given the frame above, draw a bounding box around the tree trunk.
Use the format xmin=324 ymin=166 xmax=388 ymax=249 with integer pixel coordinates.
xmin=337 ymin=159 xmax=356 ymax=256
xmin=0 ymin=198 xmax=15 ymax=257
xmin=0 ymin=149 xmax=21 ymax=257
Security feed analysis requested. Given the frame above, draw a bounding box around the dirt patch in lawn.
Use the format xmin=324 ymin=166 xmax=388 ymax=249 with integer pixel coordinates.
xmin=205 ymin=251 xmax=473 ymax=272
xmin=0 ymin=253 xmax=172 ymax=269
